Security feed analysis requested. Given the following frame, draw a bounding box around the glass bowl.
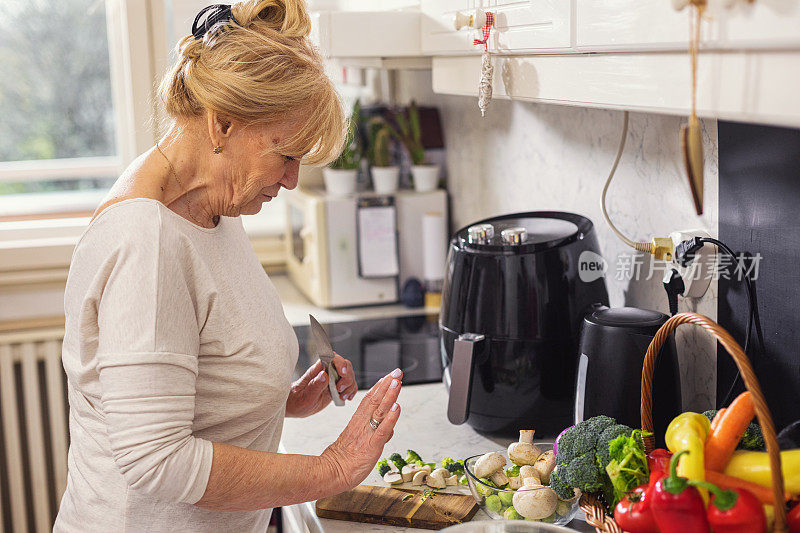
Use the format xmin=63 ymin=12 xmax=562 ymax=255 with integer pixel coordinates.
xmin=463 ymin=446 xmax=579 ymax=526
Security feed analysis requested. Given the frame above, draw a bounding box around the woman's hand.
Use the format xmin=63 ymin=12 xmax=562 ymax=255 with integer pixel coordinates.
xmin=320 ymin=369 xmax=403 ymax=490
xmin=286 ymin=353 xmax=357 ymax=418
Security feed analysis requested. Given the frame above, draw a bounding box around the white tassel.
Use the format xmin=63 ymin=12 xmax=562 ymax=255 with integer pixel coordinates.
xmin=478 ymin=50 xmax=494 ymax=118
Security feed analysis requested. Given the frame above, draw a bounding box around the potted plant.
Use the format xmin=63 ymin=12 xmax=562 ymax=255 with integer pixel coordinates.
xmin=389 ymin=101 xmax=439 ymax=192
xmin=324 ymin=100 xmax=362 ymax=196
xmin=367 ymin=118 xmax=399 ymax=194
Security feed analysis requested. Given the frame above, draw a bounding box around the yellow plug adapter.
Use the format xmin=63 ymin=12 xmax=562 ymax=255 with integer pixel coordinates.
xmin=651 ymin=237 xmax=674 ymax=261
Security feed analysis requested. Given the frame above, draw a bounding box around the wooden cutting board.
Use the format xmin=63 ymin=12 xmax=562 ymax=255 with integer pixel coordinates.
xmin=315 ymin=485 xmax=479 ymax=530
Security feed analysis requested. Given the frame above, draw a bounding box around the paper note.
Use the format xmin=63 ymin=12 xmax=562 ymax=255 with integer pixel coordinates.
xmin=357 ymin=205 xmax=399 ymax=278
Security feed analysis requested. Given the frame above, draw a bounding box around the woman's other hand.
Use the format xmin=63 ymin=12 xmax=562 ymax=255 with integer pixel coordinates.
xmin=286 ymin=353 xmax=357 ymax=418
xmin=320 ymin=369 xmax=403 ymax=490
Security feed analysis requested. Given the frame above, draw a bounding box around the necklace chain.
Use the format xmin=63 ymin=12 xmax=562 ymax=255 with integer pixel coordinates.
xmin=155 ymin=142 xmax=205 ymax=227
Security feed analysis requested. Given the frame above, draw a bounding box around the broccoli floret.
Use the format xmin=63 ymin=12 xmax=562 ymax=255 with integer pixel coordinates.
xmin=586 ymin=415 xmax=617 ymax=436
xmin=596 ymin=424 xmax=633 ymax=472
xmin=406 ymin=450 xmax=424 ymax=465
xmin=549 ymin=467 xmax=574 ymax=500
xmin=702 ymin=409 xmax=718 ymax=421
xmin=739 ymin=422 xmax=765 ymax=450
xmin=441 ymin=457 xmax=465 ymax=475
xmin=555 ymin=421 xmax=596 ymax=464
xmin=377 ymin=458 xmax=390 ymax=477
xmin=561 ymin=451 xmax=604 ymax=493
xmin=388 ymin=453 xmax=406 ymax=469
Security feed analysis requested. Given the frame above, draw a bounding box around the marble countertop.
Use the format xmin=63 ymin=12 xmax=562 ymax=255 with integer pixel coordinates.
xmin=280 ymin=383 xmax=594 ymax=533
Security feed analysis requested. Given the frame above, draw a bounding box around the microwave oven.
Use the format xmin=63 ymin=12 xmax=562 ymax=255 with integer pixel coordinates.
xmin=284 ymin=187 xmax=448 ymax=308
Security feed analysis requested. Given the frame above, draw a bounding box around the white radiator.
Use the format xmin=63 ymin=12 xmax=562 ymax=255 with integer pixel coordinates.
xmin=0 ymin=327 xmax=68 ymax=533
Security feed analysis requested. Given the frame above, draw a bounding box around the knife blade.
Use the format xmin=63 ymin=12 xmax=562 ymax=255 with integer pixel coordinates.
xmin=308 ymin=314 xmax=345 ymax=406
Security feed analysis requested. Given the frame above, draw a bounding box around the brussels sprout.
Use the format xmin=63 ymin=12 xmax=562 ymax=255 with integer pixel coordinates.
xmin=499 ymin=491 xmax=514 ymax=507
xmin=504 ymin=507 xmax=524 ymax=520
xmin=485 ymin=495 xmax=502 ymax=513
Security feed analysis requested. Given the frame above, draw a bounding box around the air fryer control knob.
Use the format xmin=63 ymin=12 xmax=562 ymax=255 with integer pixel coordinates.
xmin=467 ymin=224 xmax=495 ymax=244
xmin=501 ymin=227 xmax=527 ymax=245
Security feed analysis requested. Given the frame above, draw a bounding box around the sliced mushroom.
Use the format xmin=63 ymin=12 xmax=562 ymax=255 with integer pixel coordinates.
xmin=427 ymin=468 xmax=449 ymax=489
xmin=383 ymin=471 xmax=403 ymax=484
xmin=474 ymin=452 xmax=506 ymax=479
xmin=533 ymin=450 xmax=556 ymax=484
xmin=512 ymin=484 xmax=558 ymax=520
xmin=412 ymin=470 xmax=429 ymax=486
xmin=401 ymin=464 xmax=422 ymax=482
xmin=388 ymin=461 xmax=400 ymax=474
xmin=508 ymin=429 xmax=543 ymax=466
xmin=446 ymin=475 xmax=457 ymax=486
xmin=489 ymin=471 xmax=509 ymax=487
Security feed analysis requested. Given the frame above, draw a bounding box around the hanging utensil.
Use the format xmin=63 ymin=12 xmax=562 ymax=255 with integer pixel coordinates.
xmin=681 ymin=1 xmax=705 ymax=215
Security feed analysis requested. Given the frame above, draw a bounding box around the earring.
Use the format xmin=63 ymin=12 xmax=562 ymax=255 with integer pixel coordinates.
xmin=213 ymin=145 xmax=223 ymax=154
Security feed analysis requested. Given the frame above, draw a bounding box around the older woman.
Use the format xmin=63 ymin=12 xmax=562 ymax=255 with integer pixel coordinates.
xmin=54 ymin=1 xmax=403 ymax=531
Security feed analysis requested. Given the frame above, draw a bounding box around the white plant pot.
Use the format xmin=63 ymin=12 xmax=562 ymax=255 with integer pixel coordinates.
xmin=412 ymin=164 xmax=440 ymax=192
xmin=323 ymin=167 xmax=358 ymax=196
xmin=371 ymin=166 xmax=399 ymax=194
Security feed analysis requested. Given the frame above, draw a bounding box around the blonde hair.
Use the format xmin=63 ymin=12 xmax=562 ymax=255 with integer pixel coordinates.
xmin=159 ymin=0 xmax=345 ymax=166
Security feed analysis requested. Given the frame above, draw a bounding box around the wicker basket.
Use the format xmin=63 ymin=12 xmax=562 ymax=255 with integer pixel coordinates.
xmin=578 ymin=312 xmax=788 ymax=533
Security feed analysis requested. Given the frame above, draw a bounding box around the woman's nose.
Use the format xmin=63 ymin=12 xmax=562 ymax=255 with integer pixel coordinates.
xmin=281 ymin=161 xmax=300 ymax=190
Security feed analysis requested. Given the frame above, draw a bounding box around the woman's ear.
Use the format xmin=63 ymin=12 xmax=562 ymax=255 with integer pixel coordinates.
xmin=206 ymin=110 xmax=235 ymax=149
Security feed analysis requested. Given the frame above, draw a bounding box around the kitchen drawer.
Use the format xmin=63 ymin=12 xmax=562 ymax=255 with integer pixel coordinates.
xmin=576 ymin=0 xmax=719 ymax=50
xmin=489 ymin=0 xmax=571 ymax=52
xmin=719 ymin=2 xmax=800 ymax=48
xmin=421 ymin=0 xmax=477 ymax=54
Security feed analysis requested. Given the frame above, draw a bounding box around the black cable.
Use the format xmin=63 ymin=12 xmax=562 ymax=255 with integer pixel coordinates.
xmin=698 ymin=237 xmax=765 ymax=405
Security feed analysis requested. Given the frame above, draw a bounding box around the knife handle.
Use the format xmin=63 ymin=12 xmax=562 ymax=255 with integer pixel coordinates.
xmin=327 ymin=363 xmax=345 ymax=406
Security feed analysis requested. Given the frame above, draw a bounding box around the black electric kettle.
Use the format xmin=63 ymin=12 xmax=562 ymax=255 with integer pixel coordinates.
xmin=576 ymin=306 xmax=682 ymax=446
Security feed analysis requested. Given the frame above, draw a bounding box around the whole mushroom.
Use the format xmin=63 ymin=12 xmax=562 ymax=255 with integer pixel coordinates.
xmin=507 ymin=430 xmax=543 ymax=466
xmin=473 ymin=452 xmax=506 ymax=479
xmin=533 ymin=450 xmax=556 ymax=484
xmin=512 ymin=479 xmax=558 ymax=520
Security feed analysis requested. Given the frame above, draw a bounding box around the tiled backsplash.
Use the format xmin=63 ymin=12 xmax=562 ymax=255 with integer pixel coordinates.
xmin=397 ymin=71 xmax=719 ymax=411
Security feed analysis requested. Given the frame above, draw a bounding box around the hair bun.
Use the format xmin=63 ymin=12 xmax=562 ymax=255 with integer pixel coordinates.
xmin=233 ymin=0 xmax=311 ymax=38
xmin=177 ymin=35 xmax=203 ymax=61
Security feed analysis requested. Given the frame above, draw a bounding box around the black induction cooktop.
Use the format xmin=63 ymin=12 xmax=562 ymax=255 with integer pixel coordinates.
xmin=292 ymin=314 xmax=443 ymax=389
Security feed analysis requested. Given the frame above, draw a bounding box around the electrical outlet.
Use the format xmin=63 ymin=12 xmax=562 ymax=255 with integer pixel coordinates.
xmin=669 ymin=229 xmax=715 ymax=298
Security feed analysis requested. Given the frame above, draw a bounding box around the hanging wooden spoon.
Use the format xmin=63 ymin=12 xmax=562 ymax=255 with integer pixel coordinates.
xmin=682 ymin=1 xmax=705 ymax=215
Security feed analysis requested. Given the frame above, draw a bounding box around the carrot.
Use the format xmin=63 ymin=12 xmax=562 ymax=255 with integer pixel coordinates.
xmin=705 ymin=469 xmax=790 ymax=505
xmin=704 ymin=391 xmax=756 ymax=471
xmin=710 ymin=407 xmax=727 ymax=432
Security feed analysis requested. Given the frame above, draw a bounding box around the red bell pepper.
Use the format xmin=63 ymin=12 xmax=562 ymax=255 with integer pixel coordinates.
xmin=647 ymin=448 xmax=672 ymax=474
xmin=613 ymin=484 xmax=659 ymax=533
xmin=690 ymin=481 xmax=766 ymax=533
xmin=786 ymin=501 xmax=800 ymax=533
xmin=650 ymin=450 xmax=710 ymax=533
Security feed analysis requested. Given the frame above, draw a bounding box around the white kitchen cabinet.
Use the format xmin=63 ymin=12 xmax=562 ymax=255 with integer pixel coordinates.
xmin=489 ymin=0 xmax=571 ymax=52
xmin=313 ymin=11 xmax=422 ymax=58
xmin=575 ymin=0 xmax=717 ymax=50
xmin=421 ymin=0 xmax=477 ymax=54
xmin=719 ymin=1 xmax=800 ymax=48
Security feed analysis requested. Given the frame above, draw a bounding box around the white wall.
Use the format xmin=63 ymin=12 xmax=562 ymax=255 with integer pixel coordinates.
xmin=396 ymin=70 xmax=719 ymax=411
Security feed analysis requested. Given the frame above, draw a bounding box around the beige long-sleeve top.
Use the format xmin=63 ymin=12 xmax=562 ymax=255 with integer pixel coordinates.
xmin=54 ymin=198 xmax=299 ymax=532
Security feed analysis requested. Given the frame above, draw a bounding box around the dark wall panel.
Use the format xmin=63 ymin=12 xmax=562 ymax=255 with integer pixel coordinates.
xmin=718 ymin=121 xmax=800 ymax=431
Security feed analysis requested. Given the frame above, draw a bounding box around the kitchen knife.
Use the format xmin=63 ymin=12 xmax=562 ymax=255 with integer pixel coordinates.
xmin=308 ymin=314 xmax=345 ymax=406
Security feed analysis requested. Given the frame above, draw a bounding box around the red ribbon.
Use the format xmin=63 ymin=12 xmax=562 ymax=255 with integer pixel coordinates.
xmin=472 ymin=12 xmax=494 ymax=49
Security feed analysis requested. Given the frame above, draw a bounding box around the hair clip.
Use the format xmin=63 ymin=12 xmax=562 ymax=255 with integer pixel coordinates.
xmin=192 ymin=4 xmax=240 ymax=40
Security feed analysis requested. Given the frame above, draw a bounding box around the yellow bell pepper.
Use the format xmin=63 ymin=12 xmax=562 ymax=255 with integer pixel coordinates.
xmin=665 ymin=412 xmax=711 ymax=502
xmin=723 ymin=449 xmax=800 ymax=496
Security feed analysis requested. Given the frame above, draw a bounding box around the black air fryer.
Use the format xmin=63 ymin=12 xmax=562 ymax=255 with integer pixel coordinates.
xmin=441 ymin=212 xmax=609 ymax=436
xmin=576 ymin=307 xmax=682 ymax=447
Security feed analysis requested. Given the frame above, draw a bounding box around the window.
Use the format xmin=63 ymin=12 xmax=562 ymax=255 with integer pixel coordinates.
xmin=0 ymin=0 xmax=119 ymax=220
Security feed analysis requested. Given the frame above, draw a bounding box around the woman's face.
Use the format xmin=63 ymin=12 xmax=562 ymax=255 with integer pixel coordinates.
xmin=216 ymin=117 xmax=303 ymax=217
